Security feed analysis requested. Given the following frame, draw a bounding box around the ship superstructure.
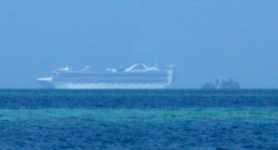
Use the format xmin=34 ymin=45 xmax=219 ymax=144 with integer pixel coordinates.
xmin=37 ymin=64 xmax=175 ymax=89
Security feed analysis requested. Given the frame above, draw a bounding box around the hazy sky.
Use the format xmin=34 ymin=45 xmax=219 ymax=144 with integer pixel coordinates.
xmin=0 ymin=0 xmax=278 ymax=88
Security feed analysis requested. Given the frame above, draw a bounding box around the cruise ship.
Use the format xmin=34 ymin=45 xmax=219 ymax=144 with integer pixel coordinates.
xmin=37 ymin=64 xmax=175 ymax=89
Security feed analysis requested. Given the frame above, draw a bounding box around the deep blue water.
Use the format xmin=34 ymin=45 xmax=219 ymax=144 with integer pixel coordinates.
xmin=1 ymin=90 xmax=278 ymax=150
xmin=2 ymin=89 xmax=278 ymax=109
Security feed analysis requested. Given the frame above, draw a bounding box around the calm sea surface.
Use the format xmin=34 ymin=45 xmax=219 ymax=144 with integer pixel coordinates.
xmin=0 ymin=90 xmax=278 ymax=150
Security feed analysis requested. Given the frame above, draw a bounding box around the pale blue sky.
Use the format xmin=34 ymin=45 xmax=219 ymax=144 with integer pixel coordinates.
xmin=0 ymin=0 xmax=278 ymax=88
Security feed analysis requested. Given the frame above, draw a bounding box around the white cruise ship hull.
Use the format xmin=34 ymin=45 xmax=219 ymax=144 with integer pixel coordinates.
xmin=37 ymin=64 xmax=175 ymax=89
xmin=53 ymin=83 xmax=168 ymax=89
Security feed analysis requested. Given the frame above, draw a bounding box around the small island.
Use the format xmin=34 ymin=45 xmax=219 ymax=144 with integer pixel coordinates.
xmin=202 ymin=79 xmax=240 ymax=90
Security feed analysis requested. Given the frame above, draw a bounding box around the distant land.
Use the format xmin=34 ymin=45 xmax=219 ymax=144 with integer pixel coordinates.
xmin=202 ymin=79 xmax=240 ymax=90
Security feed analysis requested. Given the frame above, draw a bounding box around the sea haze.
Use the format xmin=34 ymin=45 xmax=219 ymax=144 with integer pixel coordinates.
xmin=0 ymin=90 xmax=278 ymax=149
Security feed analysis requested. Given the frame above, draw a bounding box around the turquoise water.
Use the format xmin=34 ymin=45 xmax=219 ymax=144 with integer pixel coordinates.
xmin=0 ymin=90 xmax=278 ymax=149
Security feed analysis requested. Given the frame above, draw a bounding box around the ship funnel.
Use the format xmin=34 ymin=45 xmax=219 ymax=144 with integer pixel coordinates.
xmin=125 ymin=64 xmax=159 ymax=72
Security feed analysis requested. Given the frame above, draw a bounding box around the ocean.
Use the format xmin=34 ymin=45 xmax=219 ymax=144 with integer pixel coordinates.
xmin=0 ymin=90 xmax=278 ymax=150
